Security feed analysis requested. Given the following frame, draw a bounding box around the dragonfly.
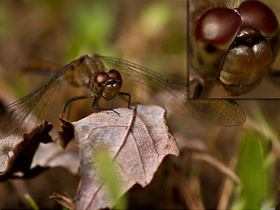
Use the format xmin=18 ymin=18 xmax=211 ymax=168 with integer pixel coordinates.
xmin=190 ymin=0 xmax=280 ymax=98
xmin=0 ymin=54 xmax=246 ymax=157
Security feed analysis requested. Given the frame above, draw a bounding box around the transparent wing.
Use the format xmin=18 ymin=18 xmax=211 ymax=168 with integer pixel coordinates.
xmin=0 ymin=59 xmax=80 ymax=156
xmin=98 ymin=55 xmax=246 ymax=126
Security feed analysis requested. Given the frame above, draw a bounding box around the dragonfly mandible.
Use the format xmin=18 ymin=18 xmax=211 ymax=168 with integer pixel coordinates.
xmin=190 ymin=0 xmax=280 ymax=98
xmin=0 ymin=54 xmax=246 ymax=157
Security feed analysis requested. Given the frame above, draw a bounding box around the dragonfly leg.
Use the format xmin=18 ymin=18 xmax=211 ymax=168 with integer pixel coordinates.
xmin=190 ymin=75 xmax=204 ymax=98
xmin=63 ymin=94 xmax=96 ymax=114
xmin=91 ymin=97 xmax=120 ymax=115
xmin=118 ymin=92 xmax=133 ymax=109
xmin=193 ymin=83 xmax=203 ymax=98
xmin=270 ymin=69 xmax=280 ymax=77
xmin=119 ymin=92 xmax=141 ymax=112
xmin=191 ymin=79 xmax=215 ymax=98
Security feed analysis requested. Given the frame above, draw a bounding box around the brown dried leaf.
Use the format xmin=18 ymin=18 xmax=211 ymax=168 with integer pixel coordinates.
xmin=58 ymin=114 xmax=75 ymax=149
xmin=0 ymin=121 xmax=53 ymax=180
xmin=72 ymin=105 xmax=179 ymax=210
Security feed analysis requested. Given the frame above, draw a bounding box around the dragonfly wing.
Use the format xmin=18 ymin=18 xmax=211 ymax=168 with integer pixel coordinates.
xmin=0 ymin=79 xmax=64 ymax=155
xmin=99 ymin=55 xmax=246 ymax=126
xmin=0 ymin=59 xmax=82 ymax=156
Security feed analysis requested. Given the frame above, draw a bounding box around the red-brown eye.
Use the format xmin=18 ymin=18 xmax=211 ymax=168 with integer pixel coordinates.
xmin=108 ymin=69 xmax=122 ymax=81
xmin=238 ymin=0 xmax=279 ymax=36
xmin=195 ymin=8 xmax=242 ymax=45
xmin=95 ymin=72 xmax=109 ymax=85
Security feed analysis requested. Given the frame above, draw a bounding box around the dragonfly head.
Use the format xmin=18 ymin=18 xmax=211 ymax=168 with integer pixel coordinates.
xmin=191 ymin=0 xmax=280 ymax=96
xmin=93 ymin=69 xmax=122 ymax=100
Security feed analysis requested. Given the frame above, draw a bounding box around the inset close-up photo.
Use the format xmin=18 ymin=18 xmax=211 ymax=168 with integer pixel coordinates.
xmin=189 ymin=0 xmax=280 ymax=98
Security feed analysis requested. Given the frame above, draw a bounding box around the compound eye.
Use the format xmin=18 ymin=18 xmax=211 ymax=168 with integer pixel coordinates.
xmin=239 ymin=0 xmax=279 ymax=36
xmin=195 ymin=8 xmax=242 ymax=46
xmin=95 ymin=72 xmax=109 ymax=85
xmin=108 ymin=69 xmax=122 ymax=81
